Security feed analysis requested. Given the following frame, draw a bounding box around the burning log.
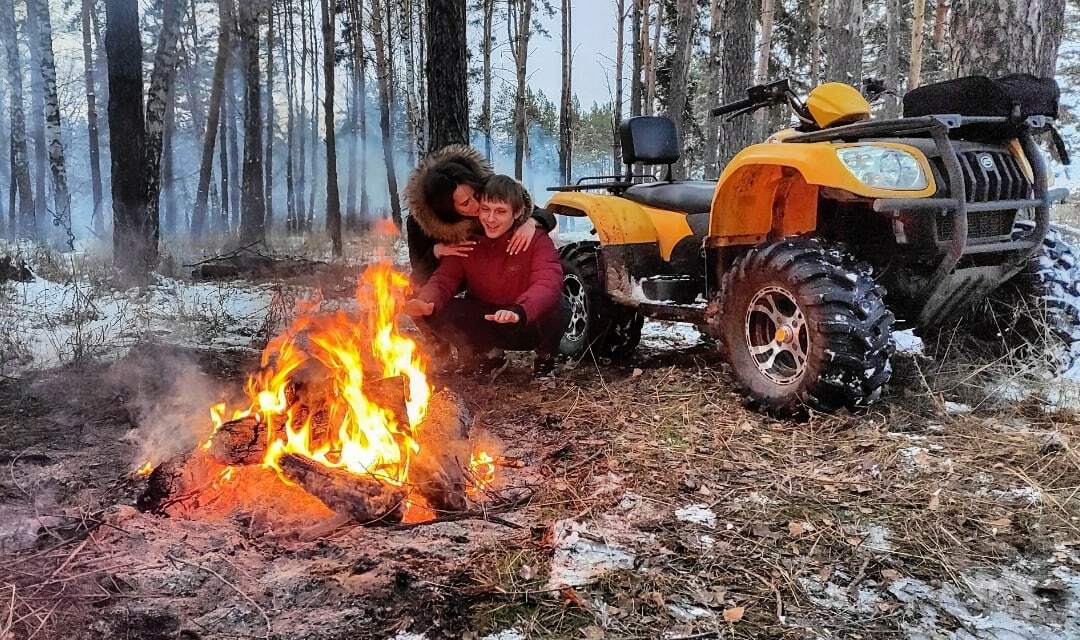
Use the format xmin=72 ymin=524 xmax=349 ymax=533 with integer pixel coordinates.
xmin=277 ymin=453 xmax=407 ymax=524
xmin=205 ymin=376 xmax=407 ymax=466
xmin=410 ymin=390 xmax=472 ymax=513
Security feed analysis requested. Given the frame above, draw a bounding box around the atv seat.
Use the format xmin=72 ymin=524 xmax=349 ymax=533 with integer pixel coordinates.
xmin=619 ymin=116 xmax=716 ymax=215
xmin=623 ymin=181 xmax=715 ymax=214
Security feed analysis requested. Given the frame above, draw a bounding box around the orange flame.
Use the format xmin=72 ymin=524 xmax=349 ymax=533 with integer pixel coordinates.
xmin=468 ymin=450 xmax=496 ymax=497
xmin=136 ymin=461 xmax=154 ymax=477
xmin=207 ymin=263 xmax=434 ymax=492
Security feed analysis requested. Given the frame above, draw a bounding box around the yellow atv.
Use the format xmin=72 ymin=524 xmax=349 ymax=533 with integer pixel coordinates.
xmin=548 ymin=77 xmax=1077 ymax=414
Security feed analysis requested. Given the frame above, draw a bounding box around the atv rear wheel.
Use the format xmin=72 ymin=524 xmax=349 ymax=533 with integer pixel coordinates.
xmin=980 ymin=221 xmax=1080 ymax=372
xmin=559 ymin=242 xmax=644 ymax=360
xmin=718 ymin=238 xmax=895 ymax=415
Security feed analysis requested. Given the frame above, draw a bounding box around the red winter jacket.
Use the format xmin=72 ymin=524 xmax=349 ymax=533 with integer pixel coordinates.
xmin=416 ymin=229 xmax=564 ymax=325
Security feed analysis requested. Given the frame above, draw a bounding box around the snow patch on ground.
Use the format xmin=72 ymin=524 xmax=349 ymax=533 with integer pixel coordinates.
xmin=0 ymin=273 xmax=281 ymax=374
xmin=547 ymin=519 xmax=636 ymax=591
xmin=640 ymin=320 xmax=703 ymax=350
xmin=674 ymin=504 xmax=717 ymax=528
xmin=893 ymin=329 xmax=924 ymax=355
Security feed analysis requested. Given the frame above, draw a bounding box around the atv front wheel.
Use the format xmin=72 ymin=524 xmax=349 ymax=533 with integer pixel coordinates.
xmin=559 ymin=242 xmax=644 ymax=360
xmin=718 ymin=238 xmax=895 ymax=415
xmin=981 ymin=221 xmax=1080 ymax=372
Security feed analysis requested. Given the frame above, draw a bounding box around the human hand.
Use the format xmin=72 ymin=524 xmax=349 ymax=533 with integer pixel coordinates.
xmin=403 ymin=299 xmax=435 ymax=317
xmin=433 ymin=240 xmax=476 ymax=259
xmin=484 ymin=309 xmax=521 ymax=324
xmin=507 ymin=218 xmax=538 ymax=255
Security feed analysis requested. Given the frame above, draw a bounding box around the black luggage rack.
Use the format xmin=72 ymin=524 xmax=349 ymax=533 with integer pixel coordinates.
xmin=546 ymin=174 xmax=658 ymax=194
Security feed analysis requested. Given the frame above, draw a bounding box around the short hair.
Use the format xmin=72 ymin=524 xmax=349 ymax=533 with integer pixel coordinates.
xmin=421 ymin=159 xmax=485 ymax=222
xmin=479 ymin=175 xmax=527 ymax=214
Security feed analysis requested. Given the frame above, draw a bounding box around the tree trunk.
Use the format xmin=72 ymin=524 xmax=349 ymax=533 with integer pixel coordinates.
xmin=754 ymin=0 xmax=775 ymax=138
xmin=508 ymin=0 xmax=534 ymax=180
xmin=665 ymin=0 xmax=695 ymax=180
xmin=265 ymin=0 xmax=276 ymax=234
xmin=82 ymin=0 xmax=105 ymax=237
xmin=0 ymin=0 xmax=37 ymax=238
xmin=718 ymin=0 xmax=754 ymax=167
xmin=346 ymin=68 xmax=358 ymax=230
xmin=296 ymin=0 xmax=308 ymax=232
xmin=809 ymin=0 xmax=822 ymax=86
xmin=191 ymin=0 xmax=233 ymax=241
xmin=932 ymin=1 xmax=948 ymax=50
xmin=645 ymin=0 xmax=662 ymax=117
xmin=105 ymin=0 xmax=150 ymax=276
xmin=143 ymin=0 xmax=185 ymax=264
xmin=612 ymin=0 xmax=625 ymax=174
xmin=345 ymin=0 xmax=368 ymax=221
xmin=26 ymin=5 xmax=48 ymax=237
xmin=162 ymin=92 xmax=177 ymax=235
xmin=909 ymin=0 xmax=926 ymax=90
xmin=629 ymin=0 xmax=642 ymax=121
xmin=320 ymin=0 xmax=341 ymax=256
xmin=307 ymin=0 xmax=320 ymax=229
xmin=218 ymin=105 xmax=230 ymax=233
xmin=371 ymin=0 xmax=403 ymax=227
xmin=950 ymin=0 xmax=1066 ymax=78
xmin=226 ymin=75 xmax=241 ymax=233
xmin=403 ymin=0 xmax=420 ymax=165
xmin=282 ymin=0 xmax=297 ymax=232
xmin=883 ymin=0 xmax=901 ymax=117
xmin=702 ymin=0 xmax=722 ymax=180
xmin=238 ymin=0 xmax=266 ymax=246
xmin=825 ymin=0 xmax=863 ymax=86
xmin=481 ymin=0 xmax=494 ymax=160
xmin=425 ymin=0 xmax=470 ymax=151
xmin=559 ymin=0 xmax=572 ymax=184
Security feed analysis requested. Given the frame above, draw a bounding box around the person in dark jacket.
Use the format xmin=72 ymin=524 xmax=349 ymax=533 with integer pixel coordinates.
xmin=403 ymin=145 xmax=557 ymax=286
xmin=404 ymin=175 xmax=568 ymax=378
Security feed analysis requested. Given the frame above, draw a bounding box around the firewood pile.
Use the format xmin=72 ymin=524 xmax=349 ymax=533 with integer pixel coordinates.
xmin=137 ymin=376 xmax=489 ymax=528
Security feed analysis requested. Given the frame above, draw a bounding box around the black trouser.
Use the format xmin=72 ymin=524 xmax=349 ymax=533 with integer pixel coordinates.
xmin=424 ymin=297 xmax=569 ymax=358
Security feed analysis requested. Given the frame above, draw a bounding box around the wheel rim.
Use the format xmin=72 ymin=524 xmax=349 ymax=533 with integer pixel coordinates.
xmin=564 ymin=274 xmax=589 ymax=342
xmin=744 ymin=286 xmax=810 ymax=385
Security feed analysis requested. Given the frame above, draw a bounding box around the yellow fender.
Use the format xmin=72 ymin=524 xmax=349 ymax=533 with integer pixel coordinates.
xmin=546 ymin=192 xmax=696 ymax=261
xmin=710 ymin=141 xmax=937 ymax=246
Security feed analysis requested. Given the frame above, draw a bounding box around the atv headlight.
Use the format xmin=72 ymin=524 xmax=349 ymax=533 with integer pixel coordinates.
xmin=836 ymin=146 xmax=927 ymax=190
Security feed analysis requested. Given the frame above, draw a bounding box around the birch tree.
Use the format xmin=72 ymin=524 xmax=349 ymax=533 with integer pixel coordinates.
xmin=265 ymin=0 xmax=276 ymax=231
xmin=26 ymin=5 xmax=48 ymax=229
xmin=28 ymin=0 xmax=75 ymax=248
xmin=143 ymin=0 xmax=186 ymax=257
xmin=191 ymin=0 xmax=233 ymax=241
xmin=0 ymin=0 xmax=36 ymax=238
xmin=883 ymin=0 xmax=901 ymax=117
xmin=909 ymin=0 xmax=926 ymax=89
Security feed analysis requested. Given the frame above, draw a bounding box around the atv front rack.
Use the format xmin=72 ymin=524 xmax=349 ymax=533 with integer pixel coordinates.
xmin=791 ymin=114 xmax=1058 ymax=326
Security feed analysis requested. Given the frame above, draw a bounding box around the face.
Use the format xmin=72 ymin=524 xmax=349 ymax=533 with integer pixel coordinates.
xmin=452 ymin=184 xmax=481 ymax=217
xmin=479 ymin=199 xmax=516 ymax=239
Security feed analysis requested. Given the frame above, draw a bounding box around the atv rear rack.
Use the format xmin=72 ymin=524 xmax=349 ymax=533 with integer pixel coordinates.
xmin=793 ymin=114 xmax=1055 ymax=326
xmin=547 ymin=174 xmax=658 ymax=194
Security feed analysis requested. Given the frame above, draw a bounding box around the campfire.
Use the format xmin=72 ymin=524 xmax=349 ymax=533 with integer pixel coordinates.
xmin=137 ymin=263 xmax=499 ymax=527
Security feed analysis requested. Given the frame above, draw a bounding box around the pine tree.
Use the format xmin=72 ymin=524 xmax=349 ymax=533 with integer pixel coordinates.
xmin=320 ymin=0 xmax=341 ymax=254
xmin=82 ymin=0 xmax=106 ymax=237
xmin=718 ymin=0 xmax=754 ymax=167
xmin=426 ymin=0 xmax=470 ymax=150
xmin=371 ymin=0 xmax=403 ymax=227
xmin=825 ymin=0 xmax=863 ymax=85
xmin=238 ymin=0 xmax=267 ymax=245
xmin=508 ymin=0 xmax=535 ymax=180
xmin=665 ymin=0 xmax=696 ymax=179
xmin=950 ymin=0 xmax=1066 ymax=78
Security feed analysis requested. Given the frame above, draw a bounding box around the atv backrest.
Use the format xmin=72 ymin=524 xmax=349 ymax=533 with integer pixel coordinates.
xmin=620 ymin=116 xmax=681 ymax=166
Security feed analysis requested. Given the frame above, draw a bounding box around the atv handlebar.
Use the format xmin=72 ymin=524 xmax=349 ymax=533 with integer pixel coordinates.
xmin=710 ymin=98 xmax=756 ymax=117
xmin=709 ymin=79 xmax=795 ymax=120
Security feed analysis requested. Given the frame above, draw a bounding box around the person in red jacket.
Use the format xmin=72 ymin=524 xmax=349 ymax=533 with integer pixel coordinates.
xmin=404 ymin=175 xmax=568 ymax=378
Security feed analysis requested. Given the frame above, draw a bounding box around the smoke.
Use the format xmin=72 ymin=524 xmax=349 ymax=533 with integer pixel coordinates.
xmin=108 ymin=345 xmax=233 ymax=469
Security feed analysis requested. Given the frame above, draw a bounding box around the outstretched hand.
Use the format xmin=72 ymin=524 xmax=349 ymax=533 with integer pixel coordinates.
xmin=507 ymin=218 xmax=538 ymax=255
xmin=403 ymin=299 xmax=435 ymax=317
xmin=434 ymin=240 xmax=476 ymax=259
xmin=484 ymin=309 xmax=520 ymax=324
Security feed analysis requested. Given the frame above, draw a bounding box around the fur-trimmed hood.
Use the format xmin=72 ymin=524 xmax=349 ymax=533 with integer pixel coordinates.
xmin=403 ymin=144 xmax=493 ymax=243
